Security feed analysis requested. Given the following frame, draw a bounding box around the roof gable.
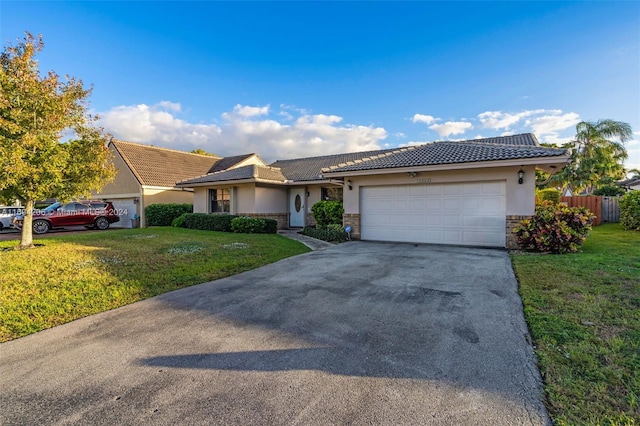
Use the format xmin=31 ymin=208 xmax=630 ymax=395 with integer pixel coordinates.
xmin=178 ymin=164 xmax=286 ymax=185
xmin=110 ymin=140 xmax=220 ymax=187
xmin=208 ymin=153 xmax=265 ymax=173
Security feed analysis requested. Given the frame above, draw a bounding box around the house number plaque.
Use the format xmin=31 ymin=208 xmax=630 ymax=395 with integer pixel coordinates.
xmin=417 ymin=178 xmax=432 ymax=184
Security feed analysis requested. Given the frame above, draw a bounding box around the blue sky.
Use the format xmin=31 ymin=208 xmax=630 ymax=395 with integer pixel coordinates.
xmin=2 ymin=1 xmax=639 ymax=168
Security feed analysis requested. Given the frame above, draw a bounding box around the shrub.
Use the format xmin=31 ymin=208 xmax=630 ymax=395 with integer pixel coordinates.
xmin=513 ymin=201 xmax=595 ymax=253
xmin=145 ymin=203 xmax=193 ymax=226
xmin=301 ymin=226 xmax=348 ymax=243
xmin=619 ymin=191 xmax=640 ymax=231
xmin=171 ymin=213 xmax=188 ymax=228
xmin=263 ymin=219 xmax=278 ymax=234
xmin=593 ymin=185 xmax=625 ymax=196
xmin=182 ymin=213 xmax=237 ymax=232
xmin=311 ymin=200 xmax=344 ymax=228
xmin=535 ymin=188 xmax=561 ymax=205
xmin=231 ymin=217 xmax=266 ymax=233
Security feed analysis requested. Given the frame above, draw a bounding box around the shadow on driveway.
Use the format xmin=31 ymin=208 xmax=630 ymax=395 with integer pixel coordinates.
xmin=1 ymin=241 xmax=549 ymax=425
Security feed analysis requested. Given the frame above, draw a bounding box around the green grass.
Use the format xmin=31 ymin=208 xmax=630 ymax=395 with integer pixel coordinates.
xmin=511 ymin=224 xmax=640 ymax=425
xmin=0 ymin=227 xmax=310 ymax=342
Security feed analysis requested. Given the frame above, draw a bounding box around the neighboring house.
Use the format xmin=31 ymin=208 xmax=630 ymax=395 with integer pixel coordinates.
xmin=618 ymin=177 xmax=640 ymax=191
xmin=177 ymin=134 xmax=569 ymax=249
xmin=92 ymin=140 xmax=262 ymax=227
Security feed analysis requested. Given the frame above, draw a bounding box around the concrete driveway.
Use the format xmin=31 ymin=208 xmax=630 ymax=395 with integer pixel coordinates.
xmin=0 ymin=242 xmax=549 ymax=425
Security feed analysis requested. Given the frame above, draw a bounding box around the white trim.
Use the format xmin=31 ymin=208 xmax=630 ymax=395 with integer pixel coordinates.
xmin=142 ymin=185 xmax=194 ymax=191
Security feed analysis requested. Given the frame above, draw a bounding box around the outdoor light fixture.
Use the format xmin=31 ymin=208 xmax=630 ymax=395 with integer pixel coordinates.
xmin=406 ymin=172 xmax=417 ymax=177
xmin=347 ymin=179 xmax=353 ymax=190
xmin=305 ymin=191 xmax=310 ymax=197
xmin=518 ymin=168 xmax=525 ymax=184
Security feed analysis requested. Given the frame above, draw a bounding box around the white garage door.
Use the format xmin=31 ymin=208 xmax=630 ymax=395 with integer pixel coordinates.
xmin=361 ymin=181 xmax=506 ymax=247
xmin=108 ymin=199 xmax=137 ymax=228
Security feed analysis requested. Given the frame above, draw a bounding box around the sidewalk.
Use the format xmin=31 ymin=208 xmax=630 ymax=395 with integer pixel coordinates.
xmin=277 ymin=229 xmax=335 ymax=251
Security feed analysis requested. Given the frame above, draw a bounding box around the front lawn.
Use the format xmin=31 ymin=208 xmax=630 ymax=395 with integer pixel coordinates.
xmin=512 ymin=224 xmax=639 ymax=425
xmin=0 ymin=227 xmax=310 ymax=342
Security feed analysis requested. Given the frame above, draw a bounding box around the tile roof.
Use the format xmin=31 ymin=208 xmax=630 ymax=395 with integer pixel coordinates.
xmin=322 ymin=134 xmax=567 ymax=174
xmin=268 ymin=148 xmax=398 ymax=182
xmin=111 ymin=140 xmax=220 ymax=187
xmin=178 ymin=165 xmax=286 ymax=185
xmin=208 ymin=153 xmax=258 ymax=173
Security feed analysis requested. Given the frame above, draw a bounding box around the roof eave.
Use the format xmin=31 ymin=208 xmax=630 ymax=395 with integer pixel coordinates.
xmin=322 ymin=154 xmax=571 ymax=177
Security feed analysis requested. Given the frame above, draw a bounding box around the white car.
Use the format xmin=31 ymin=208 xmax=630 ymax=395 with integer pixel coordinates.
xmin=0 ymin=206 xmax=23 ymax=231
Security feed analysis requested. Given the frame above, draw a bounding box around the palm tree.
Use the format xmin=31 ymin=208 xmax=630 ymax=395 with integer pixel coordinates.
xmin=556 ymin=120 xmax=633 ymax=194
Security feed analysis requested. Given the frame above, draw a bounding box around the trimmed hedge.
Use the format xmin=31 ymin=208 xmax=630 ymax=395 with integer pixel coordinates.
xmin=182 ymin=213 xmax=237 ymax=232
xmin=176 ymin=213 xmax=279 ymax=234
xmin=311 ymin=200 xmax=344 ymax=228
xmin=301 ymin=226 xmax=348 ymax=243
xmin=231 ymin=216 xmax=278 ymax=234
xmin=513 ymin=201 xmax=595 ymax=253
xmin=145 ymin=203 xmax=193 ymax=226
xmin=536 ymin=188 xmax=561 ymax=205
xmin=619 ymin=190 xmax=640 ymax=231
xmin=171 ymin=213 xmax=189 ymax=228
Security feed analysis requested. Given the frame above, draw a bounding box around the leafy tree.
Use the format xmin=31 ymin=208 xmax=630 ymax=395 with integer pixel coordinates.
xmin=550 ymin=120 xmax=632 ymax=194
xmin=190 ymin=148 xmax=217 ymax=157
xmin=0 ymin=33 xmax=115 ymax=248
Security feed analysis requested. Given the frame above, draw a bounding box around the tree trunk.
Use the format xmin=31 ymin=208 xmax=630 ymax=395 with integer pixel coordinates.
xmin=19 ymin=199 xmax=34 ymax=249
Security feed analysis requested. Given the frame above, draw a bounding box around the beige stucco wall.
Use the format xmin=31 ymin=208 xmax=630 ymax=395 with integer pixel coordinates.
xmin=93 ymin=147 xmax=141 ymax=197
xmin=193 ymin=188 xmax=208 ymax=213
xmin=236 ymin=184 xmax=256 ymax=213
xmin=254 ymin=186 xmax=287 ymax=213
xmin=341 ymin=165 xmax=536 ymax=216
xmin=143 ymin=188 xmax=194 ymax=205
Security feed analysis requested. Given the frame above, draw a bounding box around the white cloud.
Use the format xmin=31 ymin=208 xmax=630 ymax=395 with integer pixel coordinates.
xmin=394 ymin=132 xmax=406 ymax=138
xmin=525 ymin=112 xmax=581 ymax=135
xmin=429 ymin=121 xmax=473 ymax=137
xmin=412 ymin=114 xmax=437 ymax=125
xmin=99 ymin=102 xmax=387 ymax=161
xmin=99 ymin=103 xmax=222 ymax=146
xmin=478 ymin=109 xmax=549 ymax=130
xmin=224 ymin=104 xmax=270 ymax=118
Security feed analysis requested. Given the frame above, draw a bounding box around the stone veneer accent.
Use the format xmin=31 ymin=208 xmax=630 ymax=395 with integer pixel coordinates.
xmin=239 ymin=213 xmax=288 ymax=230
xmin=506 ymin=215 xmax=532 ymax=250
xmin=306 ymin=213 xmax=316 ymax=227
xmin=343 ymin=213 xmax=361 ymax=239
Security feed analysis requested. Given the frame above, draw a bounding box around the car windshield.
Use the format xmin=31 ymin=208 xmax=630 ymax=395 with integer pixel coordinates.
xmin=43 ymin=202 xmax=62 ymax=213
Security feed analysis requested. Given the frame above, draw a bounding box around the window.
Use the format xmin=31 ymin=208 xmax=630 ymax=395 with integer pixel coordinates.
xmin=209 ymin=189 xmax=231 ymax=213
xmin=321 ymin=187 xmax=343 ymax=201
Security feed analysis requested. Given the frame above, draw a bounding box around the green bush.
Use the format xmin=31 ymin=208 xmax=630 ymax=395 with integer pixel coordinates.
xmin=619 ymin=191 xmax=640 ymax=231
xmin=182 ymin=213 xmax=237 ymax=232
xmin=231 ymin=216 xmax=265 ymax=233
xmin=311 ymin=200 xmax=344 ymax=228
xmin=171 ymin=212 xmax=189 ymax=228
xmin=301 ymin=226 xmax=348 ymax=243
xmin=593 ymin=185 xmax=625 ymax=196
xmin=230 ymin=216 xmax=279 ymax=234
xmin=535 ymin=188 xmax=561 ymax=204
xmin=263 ymin=219 xmax=278 ymax=234
xmin=513 ymin=201 xmax=595 ymax=253
xmin=145 ymin=203 xmax=193 ymax=226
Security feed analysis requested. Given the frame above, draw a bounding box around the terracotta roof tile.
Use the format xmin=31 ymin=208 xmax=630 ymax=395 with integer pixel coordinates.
xmin=111 ymin=140 xmax=221 ymax=187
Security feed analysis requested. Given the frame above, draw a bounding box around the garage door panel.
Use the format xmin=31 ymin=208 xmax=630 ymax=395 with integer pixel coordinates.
xmin=361 ymin=182 xmax=506 ymax=247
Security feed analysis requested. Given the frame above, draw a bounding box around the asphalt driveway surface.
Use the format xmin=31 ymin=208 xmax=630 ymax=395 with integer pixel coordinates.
xmin=0 ymin=242 xmax=549 ymax=425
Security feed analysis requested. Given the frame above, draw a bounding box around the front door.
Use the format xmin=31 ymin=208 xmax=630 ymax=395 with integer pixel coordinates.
xmin=289 ymin=188 xmax=305 ymax=228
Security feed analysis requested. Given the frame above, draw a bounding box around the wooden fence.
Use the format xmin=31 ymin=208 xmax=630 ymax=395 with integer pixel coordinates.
xmin=560 ymin=196 xmax=621 ymax=225
xmin=601 ymin=196 xmax=621 ymax=223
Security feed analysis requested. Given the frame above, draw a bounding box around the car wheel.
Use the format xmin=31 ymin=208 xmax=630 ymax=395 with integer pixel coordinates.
xmin=33 ymin=219 xmax=50 ymax=234
xmin=94 ymin=217 xmax=110 ymax=230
